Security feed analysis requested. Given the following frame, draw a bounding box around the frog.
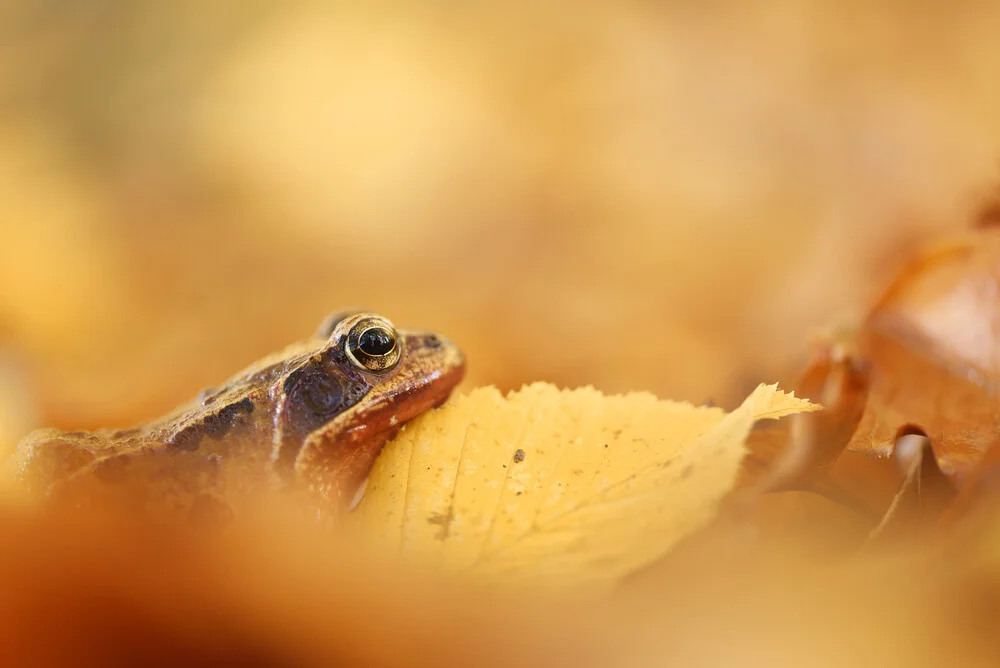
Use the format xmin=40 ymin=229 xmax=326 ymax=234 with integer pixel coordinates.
xmin=10 ymin=311 xmax=465 ymax=523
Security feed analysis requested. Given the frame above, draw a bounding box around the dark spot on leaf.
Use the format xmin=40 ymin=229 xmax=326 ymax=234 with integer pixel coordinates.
xmin=513 ymin=449 xmax=525 ymax=463
xmin=426 ymin=510 xmax=453 ymax=540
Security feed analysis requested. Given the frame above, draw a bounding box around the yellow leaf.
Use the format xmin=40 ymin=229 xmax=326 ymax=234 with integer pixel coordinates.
xmin=352 ymin=382 xmax=817 ymax=588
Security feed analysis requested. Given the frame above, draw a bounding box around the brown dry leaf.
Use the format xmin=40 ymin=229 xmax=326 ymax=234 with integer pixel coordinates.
xmin=740 ymin=229 xmax=1000 ymax=530
xmin=352 ymin=382 xmax=816 ymax=588
xmin=846 ymin=229 xmax=1000 ymax=482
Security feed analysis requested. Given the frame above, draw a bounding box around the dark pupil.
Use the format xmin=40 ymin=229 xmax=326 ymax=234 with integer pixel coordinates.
xmin=358 ymin=328 xmax=395 ymax=356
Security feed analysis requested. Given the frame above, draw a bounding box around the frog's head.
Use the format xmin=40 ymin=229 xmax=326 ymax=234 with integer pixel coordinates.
xmin=273 ymin=311 xmax=465 ymax=506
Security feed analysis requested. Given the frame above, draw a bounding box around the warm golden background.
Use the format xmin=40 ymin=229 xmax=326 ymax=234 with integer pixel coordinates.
xmin=2 ymin=1 xmax=998 ymax=453
xmin=8 ymin=5 xmax=1000 ymax=666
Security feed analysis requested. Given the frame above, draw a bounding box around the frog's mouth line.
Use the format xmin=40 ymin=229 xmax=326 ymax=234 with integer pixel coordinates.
xmin=354 ymin=356 xmax=467 ymax=452
xmin=295 ymin=343 xmax=466 ymax=506
xmin=342 ymin=360 xmax=466 ymax=511
xmin=328 ymin=366 xmax=466 ymax=454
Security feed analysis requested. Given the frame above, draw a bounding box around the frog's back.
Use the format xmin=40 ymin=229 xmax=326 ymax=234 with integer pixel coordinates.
xmin=12 ymin=429 xmax=105 ymax=497
xmin=11 ymin=335 xmax=323 ymax=496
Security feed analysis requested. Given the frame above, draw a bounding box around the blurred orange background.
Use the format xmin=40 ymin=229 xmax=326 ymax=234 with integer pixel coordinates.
xmin=2 ymin=1 xmax=998 ymax=453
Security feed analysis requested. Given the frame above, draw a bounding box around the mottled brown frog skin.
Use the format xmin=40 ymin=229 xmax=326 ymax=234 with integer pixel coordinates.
xmin=12 ymin=312 xmax=465 ymax=520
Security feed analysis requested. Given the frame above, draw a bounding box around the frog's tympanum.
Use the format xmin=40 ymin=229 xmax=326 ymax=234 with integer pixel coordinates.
xmin=12 ymin=312 xmax=465 ymax=521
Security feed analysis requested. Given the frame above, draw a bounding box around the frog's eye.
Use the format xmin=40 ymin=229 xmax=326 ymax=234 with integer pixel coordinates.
xmin=345 ymin=317 xmax=401 ymax=372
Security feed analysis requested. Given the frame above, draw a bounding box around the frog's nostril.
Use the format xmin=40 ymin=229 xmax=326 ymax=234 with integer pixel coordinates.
xmin=423 ymin=335 xmax=443 ymax=349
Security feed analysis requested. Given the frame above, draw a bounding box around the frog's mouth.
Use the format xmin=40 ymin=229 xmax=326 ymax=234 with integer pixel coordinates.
xmin=295 ymin=331 xmax=466 ymax=507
